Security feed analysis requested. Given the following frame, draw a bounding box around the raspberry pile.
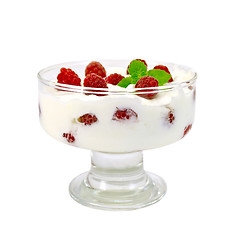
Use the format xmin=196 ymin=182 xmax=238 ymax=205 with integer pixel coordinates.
xmin=135 ymin=76 xmax=159 ymax=99
xmin=112 ymin=108 xmax=138 ymax=121
xmin=57 ymin=68 xmax=81 ymax=86
xmin=56 ymin=59 xmax=173 ymax=98
xmin=77 ymin=113 xmax=98 ymax=125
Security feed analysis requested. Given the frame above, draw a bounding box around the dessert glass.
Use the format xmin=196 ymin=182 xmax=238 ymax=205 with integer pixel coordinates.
xmin=38 ymin=60 xmax=197 ymax=210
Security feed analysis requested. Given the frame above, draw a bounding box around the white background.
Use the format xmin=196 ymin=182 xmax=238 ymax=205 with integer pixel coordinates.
xmin=1 ymin=0 xmax=239 ymax=239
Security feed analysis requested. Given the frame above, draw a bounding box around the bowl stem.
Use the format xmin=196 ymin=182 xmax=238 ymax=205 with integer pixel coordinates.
xmin=69 ymin=151 xmax=167 ymax=210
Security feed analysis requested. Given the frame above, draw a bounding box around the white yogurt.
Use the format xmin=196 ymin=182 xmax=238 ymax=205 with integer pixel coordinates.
xmin=39 ymin=64 xmax=196 ymax=153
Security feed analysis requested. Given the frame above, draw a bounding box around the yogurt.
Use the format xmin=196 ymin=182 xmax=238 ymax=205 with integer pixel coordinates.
xmin=38 ymin=62 xmax=196 ymax=153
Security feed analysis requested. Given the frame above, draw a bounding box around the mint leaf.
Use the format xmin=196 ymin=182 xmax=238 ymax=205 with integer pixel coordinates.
xmin=128 ymin=60 xmax=147 ymax=80
xmin=147 ymin=69 xmax=171 ymax=86
xmin=117 ymin=77 xmax=133 ymax=88
xmin=130 ymin=76 xmax=139 ymax=84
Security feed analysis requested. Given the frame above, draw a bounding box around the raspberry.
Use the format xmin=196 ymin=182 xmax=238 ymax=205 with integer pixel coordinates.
xmin=57 ymin=68 xmax=81 ymax=86
xmin=135 ymin=76 xmax=159 ymax=99
xmin=77 ymin=113 xmax=98 ymax=125
xmin=183 ymin=124 xmax=192 ymax=138
xmin=112 ymin=108 xmax=138 ymax=121
xmin=84 ymin=73 xmax=108 ymax=96
xmin=127 ymin=59 xmax=147 ymax=74
xmin=85 ymin=61 xmax=106 ymax=78
xmin=63 ymin=133 xmax=75 ymax=143
xmin=105 ymin=73 xmax=125 ymax=85
xmin=168 ymin=110 xmax=175 ymax=124
xmin=153 ymin=65 xmax=173 ymax=83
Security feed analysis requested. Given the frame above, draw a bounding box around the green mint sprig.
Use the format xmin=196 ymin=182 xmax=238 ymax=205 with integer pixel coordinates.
xmin=128 ymin=60 xmax=147 ymax=83
xmin=117 ymin=60 xmax=171 ymax=88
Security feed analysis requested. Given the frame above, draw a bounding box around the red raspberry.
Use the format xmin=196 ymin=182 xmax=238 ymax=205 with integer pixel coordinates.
xmin=153 ymin=65 xmax=173 ymax=83
xmin=112 ymin=108 xmax=138 ymax=121
xmin=77 ymin=113 xmax=98 ymax=125
xmin=168 ymin=110 xmax=175 ymax=124
xmin=183 ymin=124 xmax=192 ymax=138
xmin=85 ymin=61 xmax=106 ymax=78
xmin=57 ymin=68 xmax=81 ymax=86
xmin=135 ymin=76 xmax=159 ymax=99
xmin=84 ymin=73 xmax=108 ymax=96
xmin=63 ymin=133 xmax=75 ymax=143
xmin=127 ymin=59 xmax=147 ymax=74
xmin=105 ymin=73 xmax=125 ymax=85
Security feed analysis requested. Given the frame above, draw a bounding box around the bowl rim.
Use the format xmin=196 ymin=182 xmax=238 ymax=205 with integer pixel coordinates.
xmin=37 ymin=59 xmax=197 ymax=94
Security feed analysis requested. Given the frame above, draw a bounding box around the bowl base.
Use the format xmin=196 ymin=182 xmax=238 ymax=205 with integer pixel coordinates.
xmin=69 ymin=171 xmax=166 ymax=211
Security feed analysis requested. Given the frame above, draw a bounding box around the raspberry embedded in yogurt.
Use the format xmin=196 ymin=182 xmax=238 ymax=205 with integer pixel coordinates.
xmin=63 ymin=133 xmax=75 ymax=143
xmin=167 ymin=110 xmax=175 ymax=125
xmin=77 ymin=113 xmax=98 ymax=126
xmin=183 ymin=124 xmax=192 ymax=138
xmin=112 ymin=108 xmax=138 ymax=121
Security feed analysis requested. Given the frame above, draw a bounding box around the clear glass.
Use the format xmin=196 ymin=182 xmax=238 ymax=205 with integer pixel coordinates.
xmin=38 ymin=60 xmax=197 ymax=210
xmin=69 ymin=151 xmax=167 ymax=210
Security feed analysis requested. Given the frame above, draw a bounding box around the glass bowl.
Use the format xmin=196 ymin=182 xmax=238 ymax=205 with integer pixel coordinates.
xmin=38 ymin=60 xmax=197 ymax=210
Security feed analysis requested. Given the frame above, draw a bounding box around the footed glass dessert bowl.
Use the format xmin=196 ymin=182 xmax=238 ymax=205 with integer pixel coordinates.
xmin=38 ymin=59 xmax=197 ymax=210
